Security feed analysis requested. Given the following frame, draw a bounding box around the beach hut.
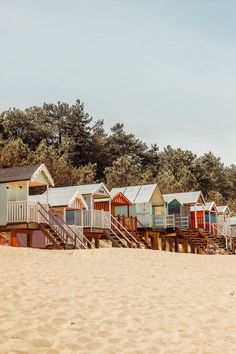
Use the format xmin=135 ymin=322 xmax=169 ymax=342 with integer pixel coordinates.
xmin=230 ymin=216 xmax=236 ymax=229
xmin=217 ymin=205 xmax=231 ymax=226
xmin=163 ymin=191 xmax=205 ymax=229
xmin=190 ymin=201 xmax=218 ymax=233
xmin=31 ymin=183 xmax=111 ymax=229
xmin=29 ymin=186 xmax=88 ymax=223
xmin=94 ymin=192 xmax=136 ymax=229
xmin=94 ymin=191 xmax=131 ymax=215
xmin=0 ymin=164 xmax=54 ymax=247
xmin=0 ymin=164 xmax=54 ymax=226
xmin=230 ymin=217 xmax=236 ymax=237
xmin=111 ymin=184 xmax=165 ymax=228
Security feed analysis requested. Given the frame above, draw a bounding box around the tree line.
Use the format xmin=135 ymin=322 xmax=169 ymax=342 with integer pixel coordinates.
xmin=0 ymin=99 xmax=235 ymax=213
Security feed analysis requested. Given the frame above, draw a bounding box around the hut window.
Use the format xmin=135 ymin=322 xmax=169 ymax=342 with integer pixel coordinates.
xmin=168 ymin=204 xmax=181 ymax=215
xmin=66 ymin=210 xmax=75 ymax=225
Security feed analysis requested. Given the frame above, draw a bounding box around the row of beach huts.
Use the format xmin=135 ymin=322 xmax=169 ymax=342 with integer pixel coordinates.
xmin=0 ymin=163 xmax=236 ymax=254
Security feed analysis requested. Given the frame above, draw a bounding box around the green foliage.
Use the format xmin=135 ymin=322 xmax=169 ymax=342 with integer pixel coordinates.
xmin=0 ymin=99 xmax=235 ymax=211
xmin=0 ymin=139 xmax=30 ymax=168
xmin=76 ymin=163 xmax=97 ymax=185
xmin=105 ymin=155 xmax=141 ymax=189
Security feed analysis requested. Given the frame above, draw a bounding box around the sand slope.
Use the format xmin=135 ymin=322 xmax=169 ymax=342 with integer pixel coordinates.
xmin=0 ymin=247 xmax=236 ymax=353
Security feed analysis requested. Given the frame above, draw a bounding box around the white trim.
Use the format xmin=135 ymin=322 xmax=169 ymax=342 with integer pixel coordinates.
xmin=91 ymin=182 xmax=111 ymax=198
xmin=31 ymin=163 xmax=54 ymax=186
xmin=68 ymin=192 xmax=88 ymax=209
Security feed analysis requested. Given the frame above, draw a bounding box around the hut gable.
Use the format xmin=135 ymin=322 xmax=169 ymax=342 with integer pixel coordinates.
xmin=0 ymin=163 xmax=54 ymax=186
xmin=217 ymin=205 xmax=230 ymax=214
xmin=163 ymin=191 xmax=205 ymax=206
xmin=190 ymin=201 xmax=217 ymax=213
xmin=29 ymin=187 xmax=87 ymax=209
xmin=111 ymin=184 xmax=164 ymax=205
xmin=111 ymin=192 xmax=132 ymax=206
xmin=30 ymin=183 xmax=110 ymax=209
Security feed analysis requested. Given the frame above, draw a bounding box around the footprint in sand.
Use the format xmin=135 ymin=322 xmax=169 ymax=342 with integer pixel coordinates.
xmin=84 ymin=341 xmax=103 ymax=350
xmin=50 ymin=317 xmax=67 ymax=325
xmin=97 ymin=330 xmax=110 ymax=337
xmin=30 ymin=337 xmax=51 ymax=348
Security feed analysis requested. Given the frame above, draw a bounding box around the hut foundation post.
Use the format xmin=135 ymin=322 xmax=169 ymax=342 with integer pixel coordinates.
xmin=169 ymin=238 xmax=173 ymax=252
xmin=162 ymin=236 xmax=167 ymax=251
xmin=95 ymin=237 xmax=100 ymax=248
xmin=175 ymin=237 xmax=179 ymax=253
xmin=27 ymin=232 xmax=33 ymax=248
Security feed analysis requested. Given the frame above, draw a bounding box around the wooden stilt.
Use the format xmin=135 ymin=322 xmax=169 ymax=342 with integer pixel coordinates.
xmin=26 ymin=232 xmax=33 ymax=248
xmin=190 ymin=243 xmax=195 ymax=254
xmin=169 ymin=238 xmax=173 ymax=252
xmin=11 ymin=231 xmax=18 ymax=247
xmin=182 ymin=239 xmax=188 ymax=253
xmin=152 ymin=237 xmax=158 ymax=250
xmin=151 ymin=237 xmax=155 ymax=250
xmin=162 ymin=236 xmax=167 ymax=251
xmin=95 ymin=237 xmax=100 ymax=249
xmin=175 ymin=237 xmax=179 ymax=253
xmin=156 ymin=235 xmax=160 ymax=250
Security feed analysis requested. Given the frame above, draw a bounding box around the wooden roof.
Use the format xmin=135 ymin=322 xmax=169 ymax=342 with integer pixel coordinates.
xmin=0 ymin=164 xmax=54 ymax=185
xmin=163 ymin=191 xmax=205 ymax=206
xmin=112 ymin=192 xmax=132 ymax=206
xmin=0 ymin=164 xmax=41 ymax=183
xmin=111 ymin=184 xmax=159 ymax=203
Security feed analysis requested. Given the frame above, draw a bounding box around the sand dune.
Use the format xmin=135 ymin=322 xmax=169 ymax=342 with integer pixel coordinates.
xmin=0 ymin=247 xmax=236 ymax=353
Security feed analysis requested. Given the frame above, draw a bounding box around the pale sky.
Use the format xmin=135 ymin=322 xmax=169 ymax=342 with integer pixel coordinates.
xmin=0 ymin=0 xmax=235 ymax=165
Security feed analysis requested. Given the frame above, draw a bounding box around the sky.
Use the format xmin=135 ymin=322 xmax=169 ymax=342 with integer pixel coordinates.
xmin=0 ymin=0 xmax=235 ymax=165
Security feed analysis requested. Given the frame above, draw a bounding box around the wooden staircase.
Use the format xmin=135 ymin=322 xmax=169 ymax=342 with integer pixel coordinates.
xmin=0 ymin=232 xmax=9 ymax=246
xmin=136 ymin=219 xmax=155 ymax=249
xmin=113 ymin=216 xmax=154 ymax=249
xmin=39 ymin=224 xmax=66 ymax=249
xmin=139 ymin=235 xmax=153 ymax=249
xmin=103 ymin=230 xmax=128 ymax=248
xmin=126 ymin=230 xmax=153 ymax=249
xmin=37 ymin=203 xmax=91 ymax=250
xmin=177 ymin=228 xmax=233 ymax=255
xmin=198 ymin=229 xmax=232 ymax=255
xmin=177 ymin=228 xmax=208 ymax=254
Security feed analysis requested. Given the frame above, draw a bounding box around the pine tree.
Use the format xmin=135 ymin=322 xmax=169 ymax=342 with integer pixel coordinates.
xmin=0 ymin=139 xmax=29 ymax=168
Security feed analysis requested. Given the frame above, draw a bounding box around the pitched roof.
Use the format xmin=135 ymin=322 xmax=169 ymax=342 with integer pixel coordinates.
xmin=47 ymin=183 xmax=110 ymax=198
xmin=0 ymin=164 xmax=54 ymax=185
xmin=230 ymin=217 xmax=236 ymax=226
xmin=95 ymin=192 xmax=132 ymax=205
xmin=0 ymin=164 xmax=40 ymax=183
xmin=29 ymin=183 xmax=110 ymax=207
xmin=111 ymin=184 xmax=158 ymax=203
xmin=190 ymin=201 xmax=217 ymax=212
xmin=163 ymin=191 xmax=205 ymax=205
xmin=29 ymin=187 xmax=87 ymax=208
xmin=217 ymin=205 xmax=230 ymax=214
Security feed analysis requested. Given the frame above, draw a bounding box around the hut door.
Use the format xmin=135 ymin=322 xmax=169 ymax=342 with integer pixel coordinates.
xmin=0 ymin=185 xmax=7 ymax=225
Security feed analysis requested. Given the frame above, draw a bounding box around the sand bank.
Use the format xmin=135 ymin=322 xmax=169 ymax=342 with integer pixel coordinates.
xmin=0 ymin=247 xmax=236 ymax=353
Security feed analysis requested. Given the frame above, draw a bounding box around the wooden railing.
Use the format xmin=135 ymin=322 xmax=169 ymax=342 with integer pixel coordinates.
xmin=7 ymin=201 xmax=27 ymax=223
xmin=209 ymin=222 xmax=232 ymax=251
xmin=152 ymin=214 xmax=189 ymax=229
xmin=7 ymin=201 xmax=46 ymax=223
xmin=73 ymin=209 xmax=111 ymax=229
xmin=116 ymin=215 xmax=137 ymax=231
xmin=38 ymin=203 xmax=92 ymax=249
xmin=111 ymin=215 xmax=139 ymax=247
xmin=102 ymin=212 xmax=135 ymax=248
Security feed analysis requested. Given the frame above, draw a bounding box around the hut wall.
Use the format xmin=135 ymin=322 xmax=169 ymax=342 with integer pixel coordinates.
xmin=0 ymin=184 xmax=7 ymax=225
xmin=150 ymin=188 xmax=165 ymax=207
xmin=7 ymin=184 xmax=27 ymax=201
xmin=95 ymin=202 xmax=109 ymax=212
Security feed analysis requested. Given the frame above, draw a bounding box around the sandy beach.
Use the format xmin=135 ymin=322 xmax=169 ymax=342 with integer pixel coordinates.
xmin=0 ymin=247 xmax=236 ymax=354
